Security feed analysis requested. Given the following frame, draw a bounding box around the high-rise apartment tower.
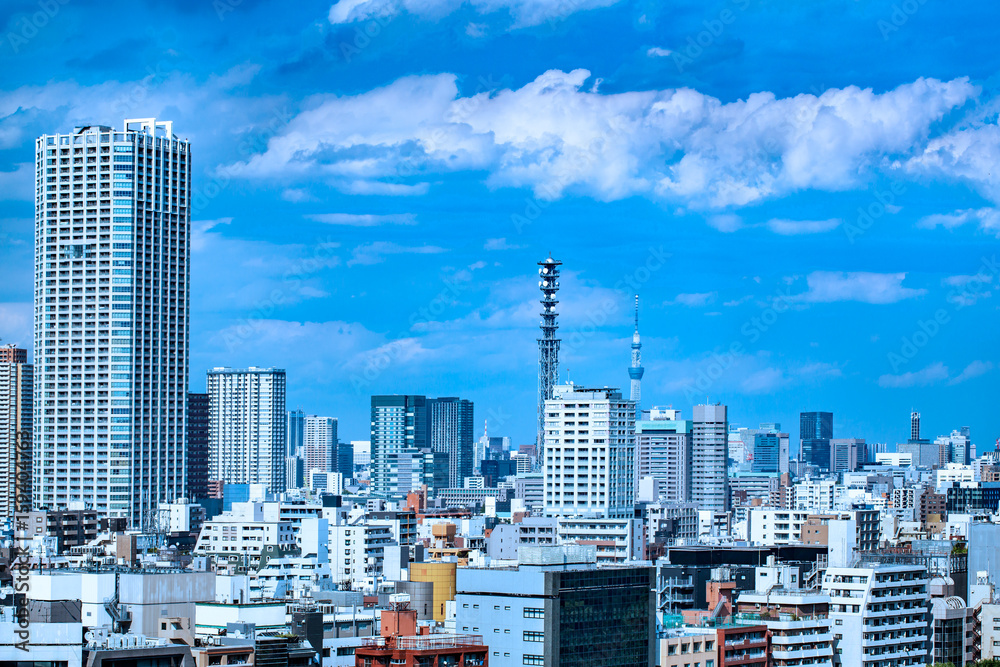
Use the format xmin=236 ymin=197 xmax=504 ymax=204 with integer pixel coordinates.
xmin=33 ymin=119 xmax=190 ymax=525
xmin=206 ymin=367 xmax=286 ymax=494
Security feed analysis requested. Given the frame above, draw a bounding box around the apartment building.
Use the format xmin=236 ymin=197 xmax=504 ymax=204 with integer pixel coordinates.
xmin=821 ymin=564 xmax=930 ymax=667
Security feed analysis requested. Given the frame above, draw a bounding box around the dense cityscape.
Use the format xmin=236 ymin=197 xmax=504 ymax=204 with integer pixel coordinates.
xmin=2 ymin=2 xmax=1000 ymax=667
xmin=0 ymin=117 xmax=998 ymax=667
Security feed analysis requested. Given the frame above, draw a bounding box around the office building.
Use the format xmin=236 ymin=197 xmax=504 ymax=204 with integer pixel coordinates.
xmin=287 ymin=408 xmax=304 ymax=456
xmin=396 ymin=448 xmax=449 ymax=494
xmin=428 ymin=397 xmax=474 ymax=488
xmin=800 ymin=412 xmax=833 ymax=472
xmin=752 ymin=432 xmax=781 ymax=473
xmin=186 ymin=392 xmax=210 ymax=501
xmin=830 ymin=438 xmax=864 ymax=473
xmin=370 ymin=395 xmax=428 ymax=496
xmin=303 ymin=415 xmax=337 ymax=473
xmin=898 ymin=440 xmax=940 ymax=469
xmin=936 ymin=429 xmax=971 ymax=466
xmin=692 ymin=403 xmax=729 ymax=513
xmin=337 ymin=440 xmax=354 ymax=481
xmin=543 ymin=383 xmax=636 ymax=518
xmin=0 ymin=345 xmax=32 ymax=520
xmin=863 ymin=441 xmax=888 ymax=466
xmin=635 ymin=407 xmax=691 ymax=503
xmin=33 ymin=119 xmax=190 ymax=525
xmin=456 ymin=545 xmax=655 ymax=667
xmin=733 ymin=423 xmax=789 ymax=474
xmin=207 ymin=367 xmax=287 ymax=493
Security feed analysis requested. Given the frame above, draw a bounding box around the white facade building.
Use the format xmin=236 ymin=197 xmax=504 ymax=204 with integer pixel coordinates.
xmin=936 ymin=463 xmax=975 ymax=491
xmin=543 ymin=384 xmax=635 ymax=518
xmin=329 ymin=523 xmax=393 ymax=586
xmin=207 ymin=367 xmax=287 ymax=493
xmin=747 ymin=509 xmax=811 ymax=546
xmin=193 ymin=501 xmax=300 ymax=566
xmin=556 ymin=516 xmax=644 ymax=563
xmin=795 ymin=478 xmax=840 ymax=512
xmin=33 ymin=120 xmax=190 ymax=523
xmin=821 ymin=564 xmax=930 ymax=667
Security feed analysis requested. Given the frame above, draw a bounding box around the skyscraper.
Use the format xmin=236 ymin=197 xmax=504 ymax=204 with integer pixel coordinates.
xmin=33 ymin=119 xmax=190 ymax=525
xmin=303 ymin=415 xmax=337 ymax=473
xmin=543 ymin=383 xmax=636 ymax=518
xmin=287 ymin=408 xmax=304 ymax=457
xmin=336 ymin=440 xmax=354 ymax=481
xmin=629 ymin=294 xmax=644 ymax=409
xmin=0 ymin=345 xmax=32 ymax=521
xmin=428 ymin=397 xmax=474 ymax=488
xmin=207 ymin=367 xmax=287 ymax=493
xmin=370 ymin=395 xmax=428 ymax=496
xmin=830 ymin=438 xmax=864 ymax=473
xmin=800 ymin=411 xmax=834 ymax=472
xmin=536 ymin=257 xmax=561 ymax=455
xmin=186 ymin=392 xmax=210 ymax=501
xmin=752 ymin=432 xmax=781 ymax=473
xmin=691 ymin=403 xmax=729 ymax=513
xmin=635 ymin=407 xmax=691 ymax=503
xmin=911 ymin=411 xmax=921 ymax=441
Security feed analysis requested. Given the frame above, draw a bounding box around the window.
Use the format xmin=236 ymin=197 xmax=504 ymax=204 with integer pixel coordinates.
xmin=523 ymin=656 xmax=544 ymax=666
xmin=524 ymin=631 xmax=544 ymax=642
xmin=835 ymin=619 xmax=843 ymax=625
xmin=524 ymin=607 xmax=544 ymax=618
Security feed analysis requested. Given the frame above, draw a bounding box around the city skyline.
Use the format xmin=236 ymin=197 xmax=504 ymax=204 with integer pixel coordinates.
xmin=0 ymin=0 xmax=998 ymax=450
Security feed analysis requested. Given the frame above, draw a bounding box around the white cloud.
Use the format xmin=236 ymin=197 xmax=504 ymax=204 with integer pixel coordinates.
xmin=706 ymin=213 xmax=743 ymax=232
xmin=878 ymin=362 xmax=949 ymax=388
xmin=281 ymin=188 xmax=317 ymax=203
xmin=794 ymin=271 xmax=926 ymax=304
xmin=948 ymin=360 xmax=994 ymax=385
xmin=943 ymin=273 xmax=995 ymax=287
xmin=348 ymin=241 xmax=447 ymax=266
xmin=917 ymin=207 xmax=1000 ymax=236
xmin=484 ymin=237 xmax=521 ymax=250
xmin=669 ymin=292 xmax=717 ymax=307
xmin=766 ymin=218 xmax=841 ymax=235
xmin=192 ymin=217 xmax=233 ymax=252
xmin=328 ymin=0 xmax=622 ymax=28
xmin=307 ymin=213 xmax=417 ymax=226
xmin=905 ymin=121 xmax=1000 ymax=204
xmin=224 ymin=71 xmax=976 ymax=210
xmin=466 ymin=22 xmax=488 ymax=36
xmin=646 ymin=47 xmax=673 ymax=57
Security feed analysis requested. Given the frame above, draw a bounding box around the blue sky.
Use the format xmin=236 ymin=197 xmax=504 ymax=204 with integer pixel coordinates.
xmin=1 ymin=0 xmax=999 ymax=452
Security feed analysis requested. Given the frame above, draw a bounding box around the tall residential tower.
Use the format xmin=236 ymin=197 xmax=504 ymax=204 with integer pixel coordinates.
xmin=33 ymin=120 xmax=190 ymax=526
xmin=206 ymin=367 xmax=287 ymax=494
xmin=0 ymin=345 xmax=32 ymax=521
